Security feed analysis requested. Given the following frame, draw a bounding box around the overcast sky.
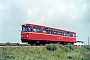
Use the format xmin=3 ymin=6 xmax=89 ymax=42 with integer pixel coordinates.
xmin=0 ymin=0 xmax=90 ymax=44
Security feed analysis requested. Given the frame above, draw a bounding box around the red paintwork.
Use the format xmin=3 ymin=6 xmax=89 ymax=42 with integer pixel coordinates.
xmin=21 ymin=24 xmax=76 ymax=43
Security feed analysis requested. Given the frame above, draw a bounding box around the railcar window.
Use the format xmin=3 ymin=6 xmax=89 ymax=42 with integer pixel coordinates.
xmin=43 ymin=28 xmax=47 ymax=33
xmin=69 ymin=32 xmax=73 ymax=37
xmin=51 ymin=30 xmax=57 ymax=34
xmin=33 ymin=26 xmax=37 ymax=29
xmin=22 ymin=26 xmax=25 ymax=31
xmin=37 ymin=26 xmax=41 ymax=32
xmin=43 ymin=28 xmax=52 ymax=33
xmin=33 ymin=26 xmax=41 ymax=32
xmin=22 ymin=26 xmax=33 ymax=31
xmin=58 ymin=30 xmax=62 ymax=35
xmin=64 ymin=32 xmax=67 ymax=36
xmin=73 ymin=33 xmax=76 ymax=37
xmin=33 ymin=26 xmax=37 ymax=32
xmin=64 ymin=32 xmax=73 ymax=36
xmin=25 ymin=26 xmax=28 ymax=31
xmin=22 ymin=26 xmax=27 ymax=31
xmin=48 ymin=28 xmax=52 ymax=34
xmin=43 ymin=28 xmax=49 ymax=33
xmin=28 ymin=26 xmax=33 ymax=31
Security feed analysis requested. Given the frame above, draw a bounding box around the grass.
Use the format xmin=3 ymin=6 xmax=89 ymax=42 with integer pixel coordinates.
xmin=0 ymin=44 xmax=90 ymax=60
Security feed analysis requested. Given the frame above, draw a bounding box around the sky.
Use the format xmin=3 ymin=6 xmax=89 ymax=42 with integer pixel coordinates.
xmin=0 ymin=0 xmax=90 ymax=44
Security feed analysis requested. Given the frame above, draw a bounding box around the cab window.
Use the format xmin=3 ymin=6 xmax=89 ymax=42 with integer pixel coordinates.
xmin=22 ymin=26 xmax=25 ymax=31
xmin=69 ymin=32 xmax=73 ymax=37
xmin=22 ymin=26 xmax=32 ymax=31
xmin=64 ymin=31 xmax=73 ymax=36
xmin=22 ymin=26 xmax=28 ymax=31
xmin=28 ymin=26 xmax=33 ymax=31
xmin=73 ymin=33 xmax=76 ymax=37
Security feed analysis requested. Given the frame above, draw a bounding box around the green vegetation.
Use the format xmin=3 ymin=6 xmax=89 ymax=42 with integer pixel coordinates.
xmin=46 ymin=44 xmax=59 ymax=51
xmin=0 ymin=44 xmax=90 ymax=60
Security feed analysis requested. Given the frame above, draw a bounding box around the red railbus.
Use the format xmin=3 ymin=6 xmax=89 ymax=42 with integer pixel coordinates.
xmin=21 ymin=24 xmax=76 ymax=45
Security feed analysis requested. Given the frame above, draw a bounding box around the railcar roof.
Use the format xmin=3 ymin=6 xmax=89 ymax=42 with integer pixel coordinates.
xmin=22 ymin=23 xmax=76 ymax=33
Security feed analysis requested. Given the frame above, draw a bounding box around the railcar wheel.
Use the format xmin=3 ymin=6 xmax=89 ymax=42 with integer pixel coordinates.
xmin=35 ymin=41 xmax=40 ymax=45
xmin=30 ymin=43 xmax=33 ymax=45
xmin=28 ymin=42 xmax=34 ymax=45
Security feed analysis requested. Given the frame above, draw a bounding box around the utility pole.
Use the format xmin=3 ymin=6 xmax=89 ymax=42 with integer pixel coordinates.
xmin=88 ymin=37 xmax=89 ymax=45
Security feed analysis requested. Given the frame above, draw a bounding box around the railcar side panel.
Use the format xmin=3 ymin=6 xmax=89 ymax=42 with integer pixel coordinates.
xmin=21 ymin=32 xmax=76 ymax=43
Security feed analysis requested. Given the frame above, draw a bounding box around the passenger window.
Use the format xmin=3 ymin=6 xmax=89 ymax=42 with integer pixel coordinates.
xmin=33 ymin=26 xmax=37 ymax=29
xmin=48 ymin=28 xmax=52 ymax=34
xmin=51 ymin=30 xmax=57 ymax=34
xmin=33 ymin=26 xmax=42 ymax=32
xmin=64 ymin=32 xmax=67 ymax=36
xmin=37 ymin=26 xmax=41 ymax=32
xmin=33 ymin=26 xmax=37 ymax=32
xmin=58 ymin=30 xmax=62 ymax=35
xmin=43 ymin=28 xmax=52 ymax=34
xmin=43 ymin=28 xmax=47 ymax=33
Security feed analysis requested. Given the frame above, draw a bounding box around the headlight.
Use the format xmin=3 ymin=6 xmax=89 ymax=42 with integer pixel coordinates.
xmin=27 ymin=35 xmax=28 ymax=37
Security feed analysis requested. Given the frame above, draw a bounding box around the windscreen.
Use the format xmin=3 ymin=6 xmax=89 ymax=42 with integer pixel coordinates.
xmin=22 ymin=26 xmax=32 ymax=31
